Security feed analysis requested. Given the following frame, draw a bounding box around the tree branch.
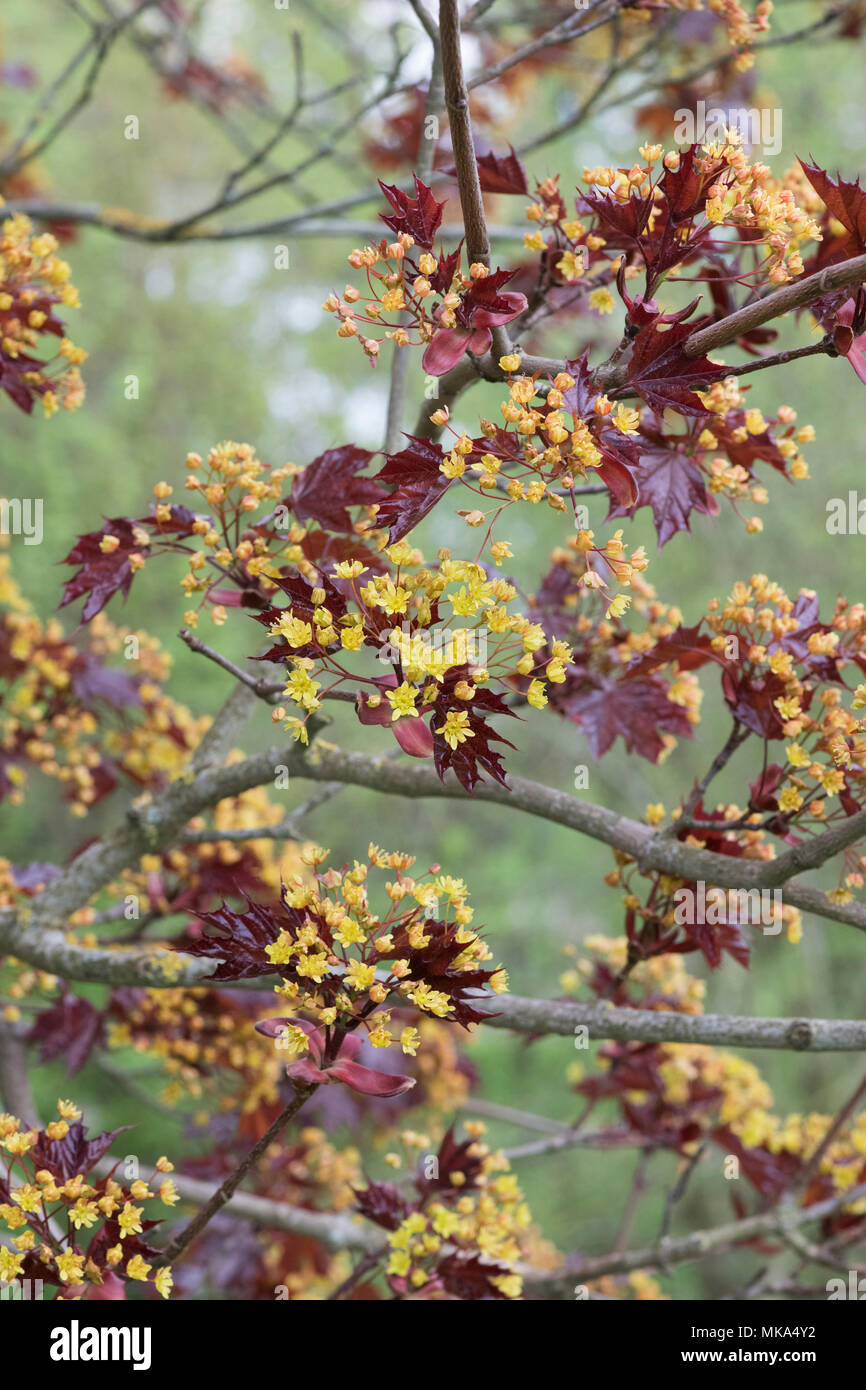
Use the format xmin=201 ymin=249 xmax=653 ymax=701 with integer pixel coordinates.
xmin=439 ymin=0 xmax=489 ymax=267
xmin=7 ymin=741 xmax=866 ymax=990
xmin=0 ymin=1028 xmax=39 ymax=1128
xmin=91 ymin=1152 xmax=379 ymax=1253
xmin=525 ymin=1178 xmax=866 ymax=1293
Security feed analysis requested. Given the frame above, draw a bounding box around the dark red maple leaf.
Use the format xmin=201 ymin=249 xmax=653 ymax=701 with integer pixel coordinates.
xmin=290 ymin=445 xmax=381 ymax=534
xmin=437 ymin=1252 xmax=512 ymax=1300
xmin=552 ymin=673 xmax=692 ymax=762
xmin=30 ymin=1121 xmax=131 ymax=1182
xmin=624 ymin=311 xmax=725 ymax=416
xmin=579 ymin=185 xmax=654 ymax=249
xmin=28 ymin=988 xmax=104 ymax=1075
xmin=458 ymin=267 xmax=524 ymax=325
xmin=801 ymin=159 xmax=866 ymax=259
xmin=448 ymin=146 xmax=528 ymax=196
xmin=178 ymin=897 xmax=288 ymax=980
xmin=660 ymin=143 xmax=712 ymax=221
xmin=608 ymin=439 xmax=717 ymax=546
xmin=428 ymin=666 xmax=518 ymax=793
xmin=624 ymin=622 xmax=724 ymax=679
xmin=427 ymin=244 xmax=463 ymax=296
xmin=712 ymin=1126 xmax=801 ymax=1198
xmin=721 ymin=668 xmax=788 ymax=739
xmin=378 ymin=173 xmax=446 ymax=248
xmin=353 ymin=1181 xmax=410 ymax=1231
xmin=370 ymin=436 xmax=452 ymax=542
xmin=297 ymin=527 xmax=388 ymax=577
xmin=416 ymin=1125 xmax=485 ymax=1194
xmin=422 ymin=269 xmax=527 ymax=375
xmin=59 ymin=517 xmax=140 ymax=624
xmin=385 ymin=917 xmax=499 ymax=1028
xmin=69 ymin=653 xmax=142 ymax=709
xmin=60 ymin=507 xmax=212 ymax=623
xmin=681 ymin=914 xmax=751 ymax=970
xmin=253 ymin=569 xmax=348 ymax=662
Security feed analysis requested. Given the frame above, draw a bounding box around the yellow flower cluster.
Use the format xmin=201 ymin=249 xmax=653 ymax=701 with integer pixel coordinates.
xmin=583 ymin=141 xmax=820 ymax=287
xmin=0 ymin=211 xmax=85 ymax=416
xmin=384 ymin=1139 xmax=529 ymax=1298
xmin=0 ymin=1101 xmax=174 ymax=1298
xmin=265 ymin=844 xmax=505 ymax=1040
xmin=0 ymin=551 xmax=207 ymax=818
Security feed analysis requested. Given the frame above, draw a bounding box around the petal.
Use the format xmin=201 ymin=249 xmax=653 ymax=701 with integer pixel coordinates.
xmin=254 ymin=1015 xmax=296 ymax=1037
xmin=206 ymin=587 xmax=245 ymax=608
xmin=422 ymin=328 xmax=472 ymax=376
xmin=848 ymin=330 xmax=866 ymax=386
xmin=596 ymin=454 xmax=638 ymax=507
xmin=473 ymin=291 xmax=527 ymax=327
xmin=328 ymin=1058 xmax=417 ymax=1097
xmin=465 ymin=327 xmax=493 ymax=354
xmin=356 ymin=683 xmax=396 ymax=728
xmin=287 ymin=1057 xmax=330 ymax=1085
xmin=392 ymin=716 xmax=435 ymax=757
xmin=337 ymin=1031 xmax=364 ymax=1060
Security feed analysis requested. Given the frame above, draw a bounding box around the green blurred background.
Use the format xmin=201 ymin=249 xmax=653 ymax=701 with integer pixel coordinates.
xmin=2 ymin=0 xmax=865 ymax=1296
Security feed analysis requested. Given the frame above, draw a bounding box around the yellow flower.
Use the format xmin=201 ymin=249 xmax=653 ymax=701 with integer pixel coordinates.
xmin=274 ymin=613 xmax=313 ymax=647
xmin=406 ymin=982 xmax=453 ymax=1017
xmin=435 ymin=710 xmax=474 ymax=749
xmin=118 ymin=1202 xmax=144 ymax=1237
xmin=126 ymin=1254 xmax=152 ymax=1281
xmin=155 ymin=1266 xmax=173 ymax=1299
xmin=68 ymin=1199 xmax=99 ymax=1230
xmin=400 ymin=1026 xmax=420 ymax=1056
xmin=606 ymin=593 xmax=631 ymax=620
xmin=611 ymin=404 xmax=641 ymax=436
xmin=345 ymin=960 xmax=376 ymax=992
xmin=778 ymin=786 xmax=803 ymax=813
xmin=11 ymin=1183 xmax=42 ymax=1212
xmin=440 ymin=451 xmax=466 ymax=479
xmin=555 ymin=249 xmax=585 ymax=282
xmin=56 ymin=1248 xmax=85 ymax=1283
xmin=0 ymin=1246 xmax=24 ymax=1282
xmin=332 ymin=560 xmax=368 ymax=579
xmin=386 ymin=681 xmax=420 ymax=721
xmin=589 ymin=288 xmax=615 ymax=315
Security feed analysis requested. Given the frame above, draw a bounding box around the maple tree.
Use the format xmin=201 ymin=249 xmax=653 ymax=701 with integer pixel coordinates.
xmin=4 ymin=0 xmax=866 ymax=1314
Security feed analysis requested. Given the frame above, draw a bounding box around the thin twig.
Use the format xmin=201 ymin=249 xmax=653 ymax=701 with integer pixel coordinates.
xmin=159 ymin=1082 xmax=316 ymax=1265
